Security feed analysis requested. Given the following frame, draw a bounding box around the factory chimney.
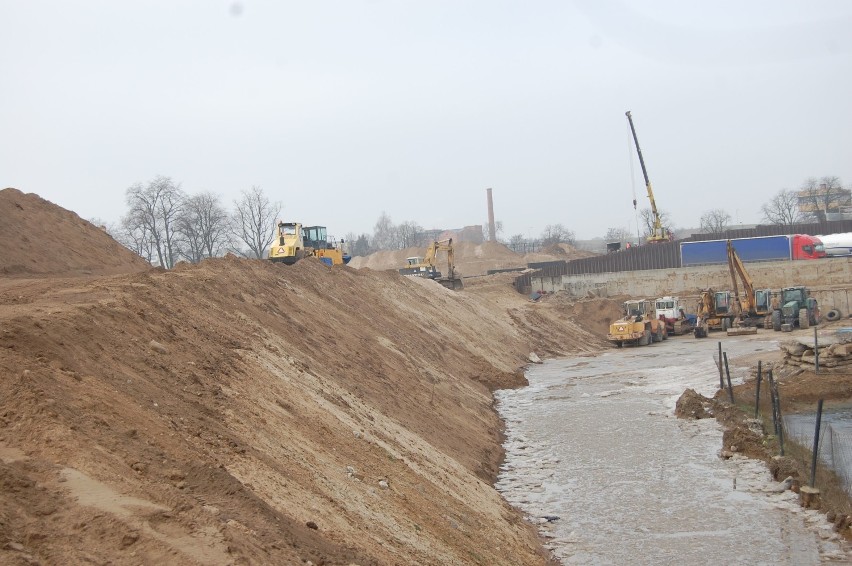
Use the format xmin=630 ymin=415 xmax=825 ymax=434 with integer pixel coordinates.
xmin=486 ymin=188 xmax=496 ymax=242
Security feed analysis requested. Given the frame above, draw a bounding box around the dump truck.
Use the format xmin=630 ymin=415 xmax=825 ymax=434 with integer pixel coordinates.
xmin=654 ymin=296 xmax=696 ymax=336
xmin=399 ymin=238 xmax=463 ymax=290
xmin=607 ymin=299 xmax=667 ymax=347
xmin=268 ymin=222 xmax=351 ymax=266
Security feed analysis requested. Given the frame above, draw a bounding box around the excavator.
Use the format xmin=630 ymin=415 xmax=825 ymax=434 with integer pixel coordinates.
xmin=398 ymin=238 xmax=464 ymax=290
xmin=626 ymin=111 xmax=670 ymax=244
xmin=268 ymin=222 xmax=351 ymax=266
xmin=726 ymin=239 xmax=773 ymax=333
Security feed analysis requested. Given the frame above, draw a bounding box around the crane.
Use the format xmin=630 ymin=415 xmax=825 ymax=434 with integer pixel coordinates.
xmin=626 ymin=111 xmax=669 ymax=243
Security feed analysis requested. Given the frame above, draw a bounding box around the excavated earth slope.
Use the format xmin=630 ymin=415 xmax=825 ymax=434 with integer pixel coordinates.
xmin=0 ymin=190 xmax=616 ymax=565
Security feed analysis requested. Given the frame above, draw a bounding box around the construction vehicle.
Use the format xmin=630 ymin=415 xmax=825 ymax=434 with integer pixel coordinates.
xmin=398 ymin=238 xmax=463 ymax=290
xmin=693 ymin=289 xmax=738 ymax=338
xmin=607 ymin=299 xmax=667 ymax=347
xmin=268 ymin=222 xmax=351 ymax=266
xmin=626 ymin=110 xmax=669 ymax=244
xmin=726 ymin=240 xmax=772 ymax=333
xmin=771 ymin=286 xmax=819 ymax=331
xmin=654 ymin=296 xmax=696 ymax=336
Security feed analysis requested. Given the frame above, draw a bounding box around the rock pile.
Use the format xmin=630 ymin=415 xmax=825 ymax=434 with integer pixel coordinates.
xmin=779 ymin=334 xmax=852 ymax=372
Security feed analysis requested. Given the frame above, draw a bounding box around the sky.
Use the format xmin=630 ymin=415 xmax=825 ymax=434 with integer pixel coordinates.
xmin=2 ymin=0 xmax=851 ymax=241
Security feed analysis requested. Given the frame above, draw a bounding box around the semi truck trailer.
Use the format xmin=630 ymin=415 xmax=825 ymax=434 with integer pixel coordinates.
xmin=680 ymin=234 xmax=825 ymax=267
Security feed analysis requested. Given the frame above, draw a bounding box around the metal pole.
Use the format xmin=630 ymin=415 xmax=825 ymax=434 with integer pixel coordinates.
xmin=718 ymin=342 xmax=724 ymax=390
xmin=814 ymin=327 xmax=820 ymax=374
xmin=768 ymin=369 xmax=778 ymax=437
xmin=810 ymin=399 xmax=824 ymax=488
xmin=723 ymin=352 xmax=734 ymax=404
xmin=774 ymin=378 xmax=785 ymax=456
xmin=754 ymin=361 xmax=762 ymax=419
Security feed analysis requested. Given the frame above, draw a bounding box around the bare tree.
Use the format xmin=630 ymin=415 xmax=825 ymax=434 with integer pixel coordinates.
xmin=605 ymin=227 xmax=632 ymax=243
xmin=372 ymin=212 xmax=397 ymax=251
xmin=177 ymin=192 xmax=230 ymax=263
xmin=540 ymin=224 xmax=576 ymax=246
xmin=698 ymin=209 xmax=731 ymax=234
xmin=125 ymin=176 xmax=185 ymax=268
xmin=233 ymin=186 xmax=281 ymax=259
xmin=797 ymin=176 xmax=849 ymax=221
xmin=343 ymin=232 xmax=373 ymax=257
xmin=761 ymin=189 xmax=803 ymax=226
xmin=639 ymin=208 xmax=673 ymax=238
xmin=397 ymin=221 xmax=424 ymax=249
xmin=114 ymin=211 xmax=155 ymax=263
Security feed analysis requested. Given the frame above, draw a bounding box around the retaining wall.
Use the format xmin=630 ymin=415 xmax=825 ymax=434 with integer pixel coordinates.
xmin=531 ymin=257 xmax=852 ymax=317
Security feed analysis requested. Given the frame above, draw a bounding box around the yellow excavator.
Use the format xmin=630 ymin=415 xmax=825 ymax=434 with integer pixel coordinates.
xmin=268 ymin=222 xmax=351 ymax=266
xmin=626 ymin=110 xmax=670 ymax=244
xmin=726 ymin=239 xmax=773 ymax=331
xmin=398 ymin=238 xmax=463 ymax=290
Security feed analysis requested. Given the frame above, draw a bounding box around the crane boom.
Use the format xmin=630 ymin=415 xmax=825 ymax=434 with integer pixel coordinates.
xmin=626 ymin=111 xmax=668 ymax=243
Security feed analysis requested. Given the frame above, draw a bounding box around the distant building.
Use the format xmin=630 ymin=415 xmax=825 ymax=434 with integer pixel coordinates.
xmin=797 ymin=184 xmax=852 ymax=220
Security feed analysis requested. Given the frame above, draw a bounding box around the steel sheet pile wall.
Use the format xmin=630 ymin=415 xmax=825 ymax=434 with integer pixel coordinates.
xmin=563 ymin=219 xmax=852 ymax=277
xmin=564 ymin=240 xmax=681 ymax=275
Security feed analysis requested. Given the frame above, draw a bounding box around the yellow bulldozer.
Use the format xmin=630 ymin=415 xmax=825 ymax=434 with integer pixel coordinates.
xmin=268 ymin=222 xmax=351 ymax=266
xmin=398 ymin=238 xmax=463 ymax=290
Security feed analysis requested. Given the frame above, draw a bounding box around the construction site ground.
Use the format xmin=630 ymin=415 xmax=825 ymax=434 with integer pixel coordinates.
xmin=1 ymin=187 xmax=851 ymax=564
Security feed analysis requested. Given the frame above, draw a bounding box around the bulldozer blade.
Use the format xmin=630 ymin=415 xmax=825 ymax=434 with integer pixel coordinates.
xmin=726 ymin=327 xmax=758 ymax=336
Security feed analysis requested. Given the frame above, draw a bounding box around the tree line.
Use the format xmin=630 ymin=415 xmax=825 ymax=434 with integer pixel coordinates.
xmin=107 ymin=174 xmax=848 ymax=266
xmin=603 ymin=175 xmax=849 ymax=243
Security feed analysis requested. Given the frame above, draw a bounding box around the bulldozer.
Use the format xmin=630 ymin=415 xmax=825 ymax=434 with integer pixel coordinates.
xmin=398 ymin=238 xmax=464 ymax=290
xmin=607 ymin=299 xmax=667 ymax=347
xmin=268 ymin=222 xmax=351 ymax=266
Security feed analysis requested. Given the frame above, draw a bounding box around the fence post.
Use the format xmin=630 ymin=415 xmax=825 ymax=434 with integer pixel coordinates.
xmin=754 ymin=361 xmax=762 ymax=419
xmin=814 ymin=328 xmax=820 ymax=374
xmin=718 ymin=342 xmax=724 ymax=390
xmin=774 ymin=377 xmax=784 ymax=456
xmin=723 ymin=352 xmax=734 ymax=404
xmin=768 ymin=369 xmax=778 ymax=437
xmin=810 ymin=399 xmax=824 ymax=488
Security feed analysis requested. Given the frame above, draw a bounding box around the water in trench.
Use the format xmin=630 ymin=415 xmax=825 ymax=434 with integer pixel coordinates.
xmin=495 ymin=338 xmax=850 ymax=564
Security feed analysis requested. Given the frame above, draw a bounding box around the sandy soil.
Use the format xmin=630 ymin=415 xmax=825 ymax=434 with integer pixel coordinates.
xmin=348 ymin=241 xmax=595 ymax=278
xmin=0 ymin=188 xmax=615 ymax=565
xmin=3 ymin=187 xmax=848 ymax=564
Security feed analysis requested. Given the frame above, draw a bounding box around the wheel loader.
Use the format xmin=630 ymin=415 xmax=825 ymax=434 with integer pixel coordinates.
xmin=607 ymin=299 xmax=667 ymax=347
xmin=268 ymin=222 xmax=351 ymax=266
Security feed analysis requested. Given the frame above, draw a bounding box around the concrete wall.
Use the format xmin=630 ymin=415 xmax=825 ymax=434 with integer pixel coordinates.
xmin=532 ymin=257 xmax=852 ymax=317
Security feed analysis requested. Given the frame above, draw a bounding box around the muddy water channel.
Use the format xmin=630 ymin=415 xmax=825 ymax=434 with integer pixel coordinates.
xmin=495 ymin=336 xmax=851 ymax=564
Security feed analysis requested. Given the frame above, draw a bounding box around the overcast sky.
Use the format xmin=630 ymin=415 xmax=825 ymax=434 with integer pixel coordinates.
xmin=2 ymin=1 xmax=851 ymax=241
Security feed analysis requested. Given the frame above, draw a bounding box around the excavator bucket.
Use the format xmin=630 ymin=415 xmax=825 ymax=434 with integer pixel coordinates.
xmin=438 ymin=278 xmax=464 ymax=291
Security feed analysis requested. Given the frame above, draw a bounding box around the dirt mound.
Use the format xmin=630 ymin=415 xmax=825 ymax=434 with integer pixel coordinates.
xmin=349 ymin=240 xmax=582 ymax=277
xmin=0 ymin=228 xmax=609 ymax=565
xmin=522 ymin=243 xmax=597 ymax=264
xmin=0 ymin=188 xmax=150 ymax=277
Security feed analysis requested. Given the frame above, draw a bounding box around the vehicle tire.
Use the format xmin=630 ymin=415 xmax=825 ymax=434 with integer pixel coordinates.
xmin=616 ymin=341 xmax=623 ymax=348
xmin=825 ymin=309 xmax=842 ymax=322
xmin=772 ymin=310 xmax=782 ymax=331
xmin=638 ymin=331 xmax=651 ymax=346
xmin=662 ymin=329 xmax=668 ymax=340
xmin=763 ymin=315 xmax=772 ymax=330
xmin=722 ymin=317 xmax=731 ymax=331
xmin=799 ymin=308 xmax=809 ymax=329
xmin=652 ymin=327 xmax=662 ymax=343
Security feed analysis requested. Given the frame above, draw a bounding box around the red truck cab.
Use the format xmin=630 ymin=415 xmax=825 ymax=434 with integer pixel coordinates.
xmin=791 ymin=234 xmax=826 ymax=259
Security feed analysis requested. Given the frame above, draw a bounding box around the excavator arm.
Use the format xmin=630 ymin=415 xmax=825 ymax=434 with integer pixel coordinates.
xmin=727 ymin=240 xmax=755 ymax=313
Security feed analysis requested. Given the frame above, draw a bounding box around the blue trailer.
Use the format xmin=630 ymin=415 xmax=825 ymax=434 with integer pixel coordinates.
xmin=680 ymin=236 xmax=792 ymax=267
